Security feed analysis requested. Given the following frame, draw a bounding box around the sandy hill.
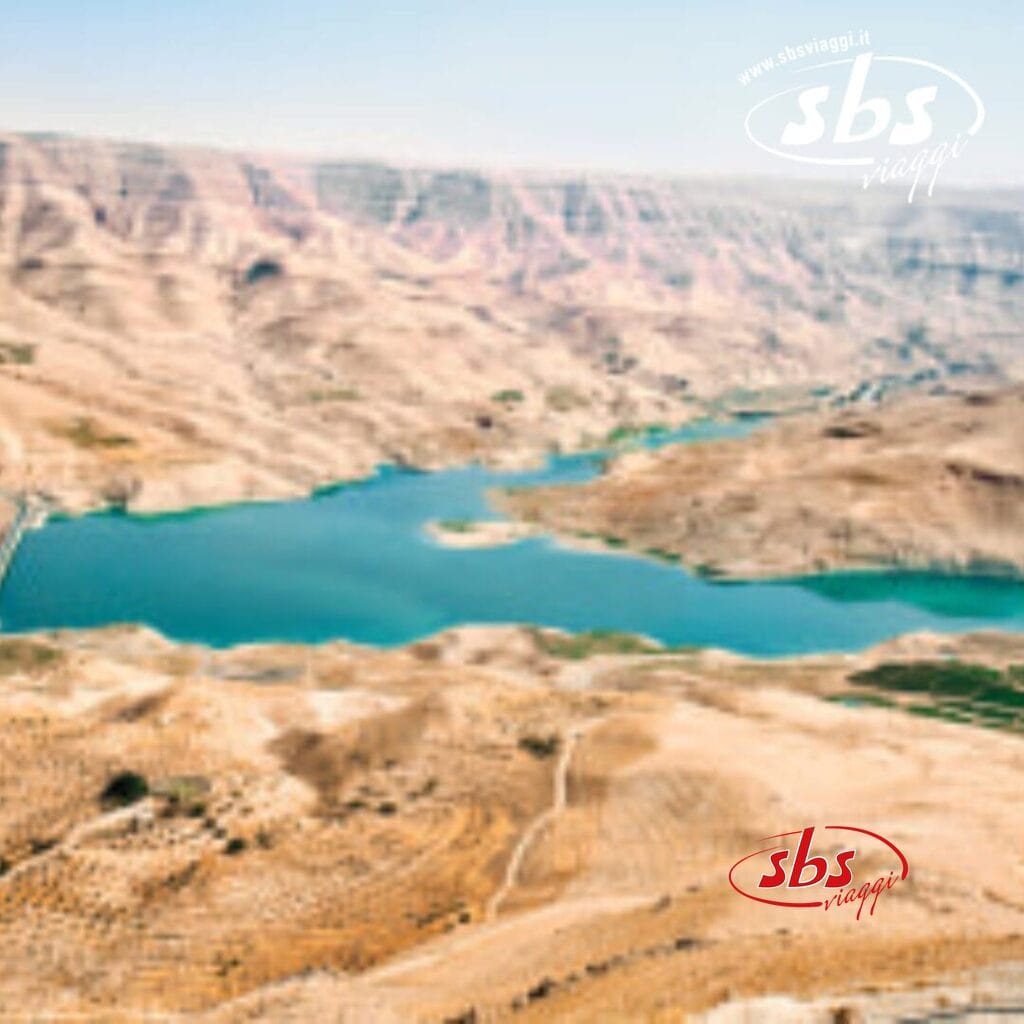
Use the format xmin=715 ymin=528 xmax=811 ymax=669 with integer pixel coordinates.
xmin=0 ymin=625 xmax=1023 ymax=1020
xmin=0 ymin=133 xmax=1021 ymax=511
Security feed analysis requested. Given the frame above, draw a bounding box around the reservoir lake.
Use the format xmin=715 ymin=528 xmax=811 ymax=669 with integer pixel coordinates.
xmin=3 ymin=418 xmax=1024 ymax=656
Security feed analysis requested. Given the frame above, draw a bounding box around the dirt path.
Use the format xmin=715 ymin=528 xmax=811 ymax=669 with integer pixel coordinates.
xmin=485 ymin=721 xmax=594 ymax=922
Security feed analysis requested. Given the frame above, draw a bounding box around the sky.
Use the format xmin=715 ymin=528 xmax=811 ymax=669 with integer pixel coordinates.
xmin=0 ymin=0 xmax=1021 ymax=185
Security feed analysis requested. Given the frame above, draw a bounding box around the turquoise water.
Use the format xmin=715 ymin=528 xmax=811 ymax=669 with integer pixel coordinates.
xmin=3 ymin=417 xmax=1024 ymax=655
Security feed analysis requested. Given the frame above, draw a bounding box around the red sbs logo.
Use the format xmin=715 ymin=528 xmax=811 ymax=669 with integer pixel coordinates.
xmin=729 ymin=826 xmax=909 ymax=921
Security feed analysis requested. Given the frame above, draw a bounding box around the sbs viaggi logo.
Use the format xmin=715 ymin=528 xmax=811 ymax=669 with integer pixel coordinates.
xmin=729 ymin=825 xmax=909 ymax=921
xmin=739 ymin=31 xmax=985 ymax=202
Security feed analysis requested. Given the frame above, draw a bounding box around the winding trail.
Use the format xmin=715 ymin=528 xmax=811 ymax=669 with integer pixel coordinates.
xmin=485 ymin=720 xmax=594 ymax=922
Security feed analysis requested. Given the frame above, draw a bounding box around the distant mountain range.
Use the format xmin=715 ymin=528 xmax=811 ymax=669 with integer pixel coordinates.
xmin=0 ymin=132 xmax=1021 ymax=511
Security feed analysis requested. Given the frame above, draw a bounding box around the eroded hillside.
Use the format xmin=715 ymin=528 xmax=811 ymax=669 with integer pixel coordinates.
xmin=0 ymin=626 xmax=1023 ymax=1020
xmin=502 ymin=386 xmax=1024 ymax=578
xmin=0 ymin=133 xmax=1021 ymax=512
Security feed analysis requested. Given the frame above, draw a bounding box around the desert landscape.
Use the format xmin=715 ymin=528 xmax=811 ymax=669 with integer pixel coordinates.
xmin=502 ymin=385 xmax=1024 ymax=578
xmin=0 ymin=133 xmax=1021 ymax=515
xmin=1 ymin=129 xmax=1024 ymax=1021
xmin=2 ymin=625 xmax=1024 ymax=1022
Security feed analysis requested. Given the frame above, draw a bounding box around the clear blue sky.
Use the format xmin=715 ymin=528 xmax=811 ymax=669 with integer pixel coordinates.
xmin=0 ymin=0 xmax=1020 ymax=184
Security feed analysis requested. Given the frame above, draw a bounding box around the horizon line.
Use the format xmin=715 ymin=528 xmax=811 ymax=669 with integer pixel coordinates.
xmin=4 ymin=125 xmax=1022 ymax=195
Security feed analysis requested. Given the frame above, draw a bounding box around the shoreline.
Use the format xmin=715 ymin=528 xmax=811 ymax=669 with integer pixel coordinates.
xmin=2 ymin=618 xmax=1023 ymax=670
xmin=20 ymin=410 xmax=759 ymax=523
xmin=2 ymin=607 xmax=1024 ymax=662
xmin=539 ymin=524 xmax=1024 ymax=583
xmin=424 ymin=518 xmax=540 ymax=549
xmin=0 ymin=493 xmax=52 ymax=597
xmin=6 ymin=481 xmax=1024 ymax=657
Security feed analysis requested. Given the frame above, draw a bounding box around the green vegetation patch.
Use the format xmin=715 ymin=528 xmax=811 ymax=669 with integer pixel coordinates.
xmin=605 ymin=423 xmax=669 ymax=445
xmin=0 ymin=342 xmax=36 ymax=366
xmin=850 ymin=660 xmax=1003 ymax=697
xmin=530 ymin=628 xmax=663 ymax=660
xmin=847 ymin=660 xmax=1024 ymax=732
xmin=644 ymin=547 xmax=681 ymax=564
xmin=50 ymin=416 xmax=135 ymax=450
xmin=154 ymin=775 xmax=211 ymax=818
xmin=438 ymin=519 xmax=475 ymax=534
xmin=0 ymin=640 xmax=62 ymax=676
xmin=693 ymin=562 xmax=726 ymax=579
xmin=823 ymin=693 xmax=896 ymax=710
xmin=492 ymin=389 xmax=525 ymax=404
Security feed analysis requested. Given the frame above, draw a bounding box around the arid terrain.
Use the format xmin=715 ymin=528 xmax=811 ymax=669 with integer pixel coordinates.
xmin=503 ymin=385 xmax=1024 ymax=578
xmin=0 ymin=133 xmax=1021 ymax=513
xmin=0 ymin=626 xmax=1023 ymax=1021
xmin=3 ymin=132 xmax=1024 ymax=1022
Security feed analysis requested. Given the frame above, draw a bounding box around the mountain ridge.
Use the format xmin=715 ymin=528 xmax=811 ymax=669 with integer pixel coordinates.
xmin=0 ymin=131 xmax=1020 ymax=512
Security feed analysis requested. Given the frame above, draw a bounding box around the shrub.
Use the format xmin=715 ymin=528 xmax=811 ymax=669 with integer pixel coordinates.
xmin=100 ymin=771 xmax=149 ymax=809
xmin=823 ymin=420 xmax=880 ymax=440
xmin=693 ymin=562 xmax=725 ymax=579
xmin=0 ymin=640 xmax=61 ymax=676
xmin=644 ymin=547 xmax=681 ymax=564
xmin=0 ymin=342 xmax=35 ymax=365
xmin=606 ymin=425 xmax=635 ymax=444
xmin=51 ymin=417 xmax=134 ymax=450
xmin=518 ymin=734 xmax=560 ymax=759
xmin=531 ymin=628 xmax=661 ymax=660
xmin=156 ymin=775 xmax=211 ymax=817
xmin=244 ymin=258 xmax=284 ymax=285
xmin=492 ymin=389 xmax=525 ymax=404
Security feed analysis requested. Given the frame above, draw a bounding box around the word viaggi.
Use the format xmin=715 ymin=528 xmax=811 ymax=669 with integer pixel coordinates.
xmin=740 ymin=43 xmax=985 ymax=202
xmin=729 ymin=825 xmax=909 ymax=921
